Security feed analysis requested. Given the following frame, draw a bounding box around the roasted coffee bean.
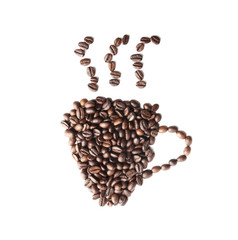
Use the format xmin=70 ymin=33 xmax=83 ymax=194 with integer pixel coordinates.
xmin=169 ymin=159 xmax=177 ymax=166
xmin=136 ymin=80 xmax=146 ymax=88
xmin=80 ymin=58 xmax=91 ymax=66
xmin=84 ymin=36 xmax=94 ymax=44
xmin=111 ymin=193 xmax=119 ymax=205
xmin=88 ymin=83 xmax=98 ymax=92
xmin=141 ymin=110 xmax=151 ymax=119
xmin=109 ymin=79 xmax=120 ymax=86
xmin=136 ymin=43 xmax=144 ymax=52
xmin=127 ymin=181 xmax=136 ymax=191
xmin=133 ymin=62 xmax=143 ymax=69
xmin=152 ymin=166 xmax=161 ymax=173
xmin=151 ymin=35 xmax=161 ymax=45
xmin=110 ymin=71 xmax=121 ymax=78
xmin=61 ymin=120 xmax=70 ymax=129
xmin=168 ymin=126 xmax=178 ymax=133
xmin=177 ymin=155 xmax=187 ymax=162
xmin=87 ymin=67 xmax=96 ymax=77
xmin=122 ymin=34 xmax=129 ymax=44
xmin=185 ymin=136 xmax=192 ymax=146
xmin=119 ymin=195 xmax=128 ymax=206
xmin=89 ymin=165 xmax=101 ymax=174
xmin=136 ymin=175 xmax=143 ymax=186
xmin=104 ymin=53 xmax=113 ymax=63
xmin=161 ymin=164 xmax=170 ymax=170
xmin=110 ymin=45 xmax=118 ymax=55
xmin=142 ymin=170 xmax=153 ymax=179
xmin=159 ymin=126 xmax=168 ymax=133
xmin=99 ymin=122 xmax=110 ymax=128
xmin=131 ymin=54 xmax=143 ymax=62
xmin=90 ymin=77 xmax=99 ymax=83
xmin=108 ymin=61 xmax=116 ymax=71
xmin=114 ymin=37 xmax=122 ymax=47
xmin=176 ymin=131 xmax=186 ymax=139
xmin=99 ymin=197 xmax=107 ymax=206
xmin=135 ymin=70 xmax=144 ymax=80
xmin=184 ymin=146 xmax=191 ymax=156
xmin=78 ymin=41 xmax=89 ymax=50
xmin=74 ymin=49 xmax=85 ymax=57
xmin=140 ymin=37 xmax=151 ymax=43
xmin=85 ymin=100 xmax=95 ymax=108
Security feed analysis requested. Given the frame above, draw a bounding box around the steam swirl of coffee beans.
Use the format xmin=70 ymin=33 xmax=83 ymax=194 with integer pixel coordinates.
xmin=61 ymin=97 xmax=192 ymax=206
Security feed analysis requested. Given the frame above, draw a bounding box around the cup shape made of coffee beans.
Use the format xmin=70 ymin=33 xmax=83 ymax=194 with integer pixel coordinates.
xmin=62 ymin=97 xmax=163 ymax=206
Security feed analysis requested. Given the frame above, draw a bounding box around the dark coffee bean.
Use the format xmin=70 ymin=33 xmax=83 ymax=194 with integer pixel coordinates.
xmin=99 ymin=197 xmax=107 ymax=206
xmin=110 ymin=71 xmax=121 ymax=78
xmin=155 ymin=113 xmax=162 ymax=123
xmin=90 ymin=77 xmax=99 ymax=83
xmin=140 ymin=37 xmax=151 ymax=43
xmin=135 ymin=163 xmax=143 ymax=173
xmin=88 ymin=83 xmax=98 ymax=92
xmin=92 ymin=193 xmax=100 ymax=200
xmin=114 ymin=37 xmax=122 ymax=47
xmin=131 ymin=54 xmax=143 ymax=62
xmin=104 ymin=53 xmax=113 ymax=63
xmin=119 ymin=195 xmax=128 ymax=206
xmin=109 ymin=79 xmax=120 ymax=86
xmin=61 ymin=120 xmax=70 ymax=129
xmin=136 ymin=175 xmax=143 ymax=186
xmin=177 ymin=155 xmax=187 ymax=162
xmin=82 ymin=130 xmax=92 ymax=138
xmin=135 ymin=70 xmax=144 ymax=80
xmin=110 ymin=45 xmax=118 ymax=55
xmin=107 ymin=62 xmax=116 ymax=73
xmin=122 ymin=34 xmax=130 ymax=44
xmin=126 ymin=169 xmax=136 ymax=178
xmin=162 ymin=164 xmax=170 ymax=171
xmin=184 ymin=146 xmax=191 ymax=156
xmin=112 ymin=146 xmax=122 ymax=153
xmin=142 ymin=170 xmax=153 ymax=179
xmin=84 ymin=36 xmax=94 ymax=44
xmin=185 ymin=136 xmax=192 ymax=146
xmin=103 ymin=132 xmax=113 ymax=140
xmin=99 ymin=122 xmax=110 ymax=129
xmin=151 ymin=35 xmax=161 ymax=45
xmin=80 ymin=58 xmax=91 ymax=66
xmin=136 ymin=43 xmax=144 ymax=52
xmin=152 ymin=166 xmax=161 ymax=173
xmin=86 ymin=67 xmax=96 ymax=77
xmin=141 ymin=109 xmax=151 ymax=119
xmin=89 ymin=165 xmax=101 ymax=174
xmin=127 ymin=181 xmax=136 ymax=191
xmin=118 ymin=152 xmax=126 ymax=162
xmin=133 ymin=62 xmax=143 ymax=69
xmin=169 ymin=159 xmax=177 ymax=166
xmin=78 ymin=41 xmax=89 ymax=50
xmin=111 ymin=193 xmax=119 ymax=205
xmin=136 ymin=80 xmax=146 ymax=88
xmin=159 ymin=126 xmax=167 ymax=133
xmin=74 ymin=49 xmax=85 ymax=57
xmin=151 ymin=104 xmax=159 ymax=112
xmin=114 ymin=118 xmax=123 ymax=126
xmin=176 ymin=131 xmax=186 ymax=139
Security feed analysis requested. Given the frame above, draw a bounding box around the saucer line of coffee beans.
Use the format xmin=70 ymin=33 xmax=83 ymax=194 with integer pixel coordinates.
xmin=104 ymin=34 xmax=130 ymax=87
xmin=74 ymin=36 xmax=99 ymax=92
xmin=131 ymin=35 xmax=161 ymax=89
xmin=61 ymin=97 xmax=192 ymax=206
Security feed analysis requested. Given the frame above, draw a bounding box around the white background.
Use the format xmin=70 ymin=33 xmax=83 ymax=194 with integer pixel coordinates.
xmin=0 ymin=0 xmax=237 ymax=239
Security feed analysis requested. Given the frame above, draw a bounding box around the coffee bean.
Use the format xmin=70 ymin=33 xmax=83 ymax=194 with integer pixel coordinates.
xmin=90 ymin=77 xmax=99 ymax=83
xmin=108 ymin=61 xmax=116 ymax=71
xmin=74 ymin=49 xmax=85 ymax=57
xmin=99 ymin=197 xmax=107 ymax=206
xmin=136 ymin=43 xmax=144 ymax=52
xmin=110 ymin=71 xmax=121 ymax=78
xmin=177 ymin=155 xmax=187 ymax=162
xmin=161 ymin=164 xmax=170 ymax=170
xmin=110 ymin=45 xmax=118 ymax=55
xmin=119 ymin=195 xmax=128 ymax=206
xmin=109 ymin=79 xmax=120 ymax=86
xmin=127 ymin=181 xmax=136 ymax=191
xmin=80 ymin=58 xmax=91 ymax=66
xmin=151 ymin=104 xmax=159 ymax=112
xmin=61 ymin=120 xmax=70 ymax=129
xmin=88 ymin=83 xmax=98 ymax=92
xmin=78 ymin=41 xmax=89 ymax=50
xmin=135 ymin=70 xmax=144 ymax=80
xmin=111 ymin=193 xmax=119 ymax=205
xmin=122 ymin=34 xmax=130 ymax=44
xmin=136 ymin=80 xmax=146 ymax=88
xmin=84 ymin=36 xmax=94 ymax=44
xmin=142 ymin=170 xmax=153 ymax=179
xmin=140 ymin=37 xmax=151 ymax=43
xmin=87 ymin=67 xmax=96 ymax=77
xmin=168 ymin=126 xmax=178 ymax=133
xmin=151 ymin=35 xmax=161 ymax=45
xmin=141 ymin=110 xmax=151 ymax=119
xmin=184 ymin=146 xmax=191 ymax=156
xmin=89 ymin=165 xmax=101 ymax=174
xmin=169 ymin=159 xmax=177 ymax=166
xmin=133 ymin=62 xmax=143 ymax=69
xmin=159 ymin=126 xmax=168 ymax=133
xmin=152 ymin=166 xmax=161 ymax=173
xmin=104 ymin=53 xmax=113 ymax=63
xmin=114 ymin=37 xmax=122 ymax=47
xmin=185 ymin=136 xmax=192 ymax=146
xmin=131 ymin=54 xmax=143 ymax=62
xmin=176 ymin=131 xmax=186 ymax=139
xmin=136 ymin=175 xmax=143 ymax=186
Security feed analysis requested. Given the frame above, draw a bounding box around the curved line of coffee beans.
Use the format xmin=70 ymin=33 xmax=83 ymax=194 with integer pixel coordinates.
xmin=74 ymin=36 xmax=99 ymax=92
xmin=104 ymin=34 xmax=130 ymax=87
xmin=131 ymin=35 xmax=161 ymax=89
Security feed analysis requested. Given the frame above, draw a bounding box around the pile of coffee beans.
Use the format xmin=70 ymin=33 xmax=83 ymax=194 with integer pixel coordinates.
xmin=131 ymin=35 xmax=161 ymax=89
xmin=104 ymin=34 xmax=130 ymax=86
xmin=61 ymin=97 xmax=192 ymax=206
xmin=74 ymin=36 xmax=100 ymax=92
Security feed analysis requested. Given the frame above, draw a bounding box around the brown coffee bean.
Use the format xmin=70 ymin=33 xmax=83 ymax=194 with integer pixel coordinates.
xmin=61 ymin=120 xmax=70 ymax=129
xmin=103 ymin=133 xmax=113 ymax=140
xmin=184 ymin=146 xmax=191 ymax=156
xmin=119 ymin=195 xmax=128 ymax=206
xmin=176 ymin=131 xmax=186 ymax=139
xmin=108 ymin=61 xmax=116 ymax=71
xmin=135 ymin=70 xmax=144 ymax=80
xmin=142 ymin=170 xmax=153 ymax=179
xmin=88 ymin=83 xmax=98 ymax=92
xmin=89 ymin=165 xmax=101 ymax=174
xmin=114 ymin=37 xmax=122 ymax=47
xmin=122 ymin=34 xmax=129 ymax=44
xmin=152 ymin=166 xmax=161 ymax=173
xmin=74 ymin=49 xmax=85 ymax=57
xmin=136 ymin=175 xmax=143 ymax=186
xmin=127 ymin=181 xmax=136 ymax=191
xmin=118 ymin=152 xmax=126 ymax=162
xmin=136 ymin=129 xmax=144 ymax=136
xmin=80 ymin=58 xmax=91 ymax=66
xmin=168 ymin=126 xmax=178 ymax=133
xmin=140 ymin=37 xmax=151 ymax=43
xmin=133 ymin=62 xmax=143 ymax=69
xmin=151 ymin=35 xmax=161 ymax=45
xmin=78 ymin=41 xmax=89 ymax=50
xmin=99 ymin=122 xmax=110 ymax=128
xmin=141 ymin=110 xmax=151 ymax=119
xmin=131 ymin=54 xmax=143 ymax=62
xmin=169 ymin=159 xmax=177 ymax=166
xmin=177 ymin=155 xmax=187 ymax=162
xmin=161 ymin=164 xmax=170 ymax=170
xmin=90 ymin=77 xmax=99 ymax=83
xmin=99 ymin=197 xmax=107 ymax=206
xmin=110 ymin=45 xmax=118 ymax=55
xmin=185 ymin=136 xmax=192 ymax=146
xmin=111 ymin=193 xmax=119 ymax=205
xmin=114 ymin=118 xmax=123 ymax=126
xmin=86 ymin=67 xmax=96 ymax=77
xmin=110 ymin=71 xmax=121 ymax=78
xmin=159 ymin=126 xmax=168 ymax=133
xmin=136 ymin=80 xmax=146 ymax=88
xmin=136 ymin=43 xmax=144 ymax=52
xmin=109 ymin=79 xmax=120 ymax=86
xmin=84 ymin=36 xmax=94 ymax=44
xmin=151 ymin=104 xmax=159 ymax=112
xmin=104 ymin=53 xmax=113 ymax=63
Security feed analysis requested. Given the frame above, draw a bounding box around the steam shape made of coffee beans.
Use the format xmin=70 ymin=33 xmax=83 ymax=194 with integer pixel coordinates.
xmin=74 ymin=35 xmax=162 ymax=91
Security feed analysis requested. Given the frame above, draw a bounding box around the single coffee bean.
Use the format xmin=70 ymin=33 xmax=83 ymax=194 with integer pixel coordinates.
xmin=136 ymin=80 xmax=146 ymax=88
xmin=136 ymin=175 xmax=143 ymax=186
xmin=114 ymin=37 xmax=122 ymax=47
xmin=161 ymin=164 xmax=170 ymax=170
xmin=135 ymin=70 xmax=144 ymax=80
xmin=110 ymin=71 xmax=121 ymax=78
xmin=114 ymin=118 xmax=123 ymax=126
xmin=131 ymin=54 xmax=143 ymax=62
xmin=110 ymin=45 xmax=118 ymax=55
xmin=84 ymin=36 xmax=94 ymax=44
xmin=151 ymin=104 xmax=159 ymax=112
xmin=159 ymin=126 xmax=168 ymax=133
xmin=169 ymin=159 xmax=177 ymax=166
xmin=61 ymin=120 xmax=70 ymax=129
xmin=92 ymin=193 xmax=100 ymax=200
xmin=127 ymin=181 xmax=136 ymax=191
xmin=99 ymin=122 xmax=110 ymax=128
xmin=104 ymin=53 xmax=113 ymax=63
xmin=119 ymin=195 xmax=128 ymax=206
xmin=184 ymin=146 xmax=191 ymax=156
xmin=99 ymin=197 xmax=107 ymax=206
xmin=78 ymin=41 xmax=89 ymax=50
xmin=111 ymin=193 xmax=119 ymax=205
xmin=133 ymin=62 xmax=143 ymax=69
xmin=176 ymin=131 xmax=186 ymax=139
xmin=136 ymin=43 xmax=144 ymax=52
xmin=122 ymin=34 xmax=130 ymax=44
xmin=87 ymin=67 xmax=96 ymax=77
xmin=141 ymin=109 xmax=151 ymax=119
xmin=80 ymin=58 xmax=91 ymax=66
xmin=89 ymin=165 xmax=101 ymax=174
xmin=177 ymin=155 xmax=187 ymax=162
xmin=168 ymin=126 xmax=178 ymax=133
xmin=140 ymin=37 xmax=151 ymax=43
xmin=142 ymin=170 xmax=153 ymax=179
xmin=109 ymin=79 xmax=120 ymax=86
xmin=88 ymin=83 xmax=98 ymax=92
xmin=108 ymin=61 xmax=116 ymax=71
xmin=152 ymin=166 xmax=161 ymax=173
xmin=74 ymin=49 xmax=85 ymax=57
xmin=90 ymin=77 xmax=99 ymax=83
xmin=185 ymin=136 xmax=192 ymax=146
xmin=151 ymin=35 xmax=161 ymax=45
xmin=136 ymin=129 xmax=144 ymax=136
